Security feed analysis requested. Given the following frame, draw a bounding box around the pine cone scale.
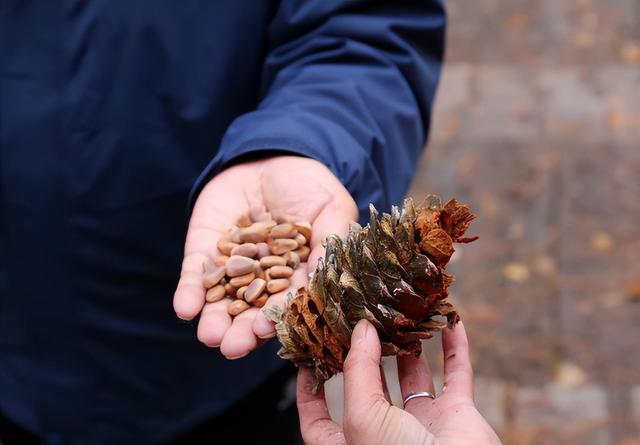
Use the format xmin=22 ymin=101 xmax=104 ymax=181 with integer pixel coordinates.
xmin=267 ymin=196 xmax=477 ymax=392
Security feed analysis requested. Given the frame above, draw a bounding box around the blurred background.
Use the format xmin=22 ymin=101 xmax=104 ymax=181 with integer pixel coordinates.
xmin=409 ymin=0 xmax=640 ymax=443
xmin=328 ymin=0 xmax=639 ymax=444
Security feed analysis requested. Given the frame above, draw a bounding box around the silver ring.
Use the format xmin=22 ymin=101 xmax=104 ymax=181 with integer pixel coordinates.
xmin=403 ymin=391 xmax=435 ymax=406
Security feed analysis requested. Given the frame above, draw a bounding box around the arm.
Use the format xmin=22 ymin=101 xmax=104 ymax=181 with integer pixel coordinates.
xmin=190 ymin=0 xmax=446 ymax=220
xmin=174 ymin=1 xmax=447 ymax=357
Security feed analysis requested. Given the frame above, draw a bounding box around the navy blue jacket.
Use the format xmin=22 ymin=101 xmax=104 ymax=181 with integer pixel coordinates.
xmin=0 ymin=1 xmax=445 ymax=444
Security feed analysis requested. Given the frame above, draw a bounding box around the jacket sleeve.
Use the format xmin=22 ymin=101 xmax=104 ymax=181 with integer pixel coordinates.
xmin=190 ymin=0 xmax=446 ymax=222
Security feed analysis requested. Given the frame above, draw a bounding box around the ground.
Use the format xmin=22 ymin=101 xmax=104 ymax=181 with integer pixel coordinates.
xmin=405 ymin=0 xmax=640 ymax=443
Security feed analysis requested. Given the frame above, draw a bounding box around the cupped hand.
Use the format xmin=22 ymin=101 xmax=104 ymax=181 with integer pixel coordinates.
xmin=173 ymin=155 xmax=358 ymax=359
xmin=297 ymin=320 xmax=502 ymax=445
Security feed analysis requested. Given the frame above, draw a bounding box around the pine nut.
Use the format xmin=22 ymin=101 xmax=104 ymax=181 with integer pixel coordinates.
xmin=293 ymin=221 xmax=312 ymax=241
xmin=238 ymin=225 xmax=269 ymax=243
xmin=236 ymin=214 xmax=252 ymax=228
xmin=259 ymin=256 xmax=287 ymax=268
xmin=244 ymin=278 xmax=266 ymax=303
xmin=205 ymin=285 xmax=226 ymax=303
xmin=269 ymin=265 xmax=293 ymax=278
xmin=256 ymin=242 xmax=270 ymax=258
xmin=213 ymin=255 xmax=229 ymax=266
xmin=225 ymin=255 xmax=256 ymax=277
xmin=229 ymin=272 xmax=255 ymax=288
xmin=270 ymin=223 xmax=297 ymax=238
xmin=236 ymin=285 xmax=248 ymax=300
xmin=294 ymin=245 xmax=310 ymax=262
xmin=252 ymin=294 xmax=269 ymax=308
xmin=217 ymin=240 xmax=238 ymax=256
xmin=203 ymin=265 xmax=226 ymax=288
xmin=266 ymin=278 xmax=290 ymax=293
xmin=283 ymin=251 xmax=300 ymax=269
xmin=230 ymin=243 xmax=258 ymax=258
xmin=294 ymin=233 xmax=307 ymax=246
xmin=269 ymin=238 xmax=298 ymax=255
xmin=228 ymin=300 xmax=250 ymax=316
xmin=225 ymin=283 xmax=237 ymax=298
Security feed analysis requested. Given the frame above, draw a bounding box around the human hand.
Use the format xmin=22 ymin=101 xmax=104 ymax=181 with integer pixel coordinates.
xmin=173 ymin=155 xmax=358 ymax=359
xmin=297 ymin=320 xmax=502 ymax=445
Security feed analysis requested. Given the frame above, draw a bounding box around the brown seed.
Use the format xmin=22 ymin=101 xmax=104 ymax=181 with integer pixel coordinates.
xmin=256 ymin=242 xmax=271 ymax=258
xmin=228 ymin=300 xmax=250 ymax=316
xmin=254 ymin=261 xmax=265 ymax=280
xmin=203 ymin=265 xmax=226 ymax=288
xmin=236 ymin=285 xmax=248 ymax=300
xmin=294 ymin=233 xmax=307 ymax=246
xmin=231 ymin=229 xmax=243 ymax=244
xmin=213 ymin=255 xmax=229 ymax=266
xmin=225 ymin=255 xmax=256 ymax=277
xmin=293 ymin=221 xmax=312 ymax=241
xmin=259 ymin=255 xmax=287 ymax=268
xmin=225 ymin=283 xmax=237 ymax=298
xmin=229 ymin=272 xmax=255 ymax=288
xmin=238 ymin=225 xmax=269 ymax=243
xmin=252 ymin=294 xmax=269 ymax=308
xmin=269 ymin=238 xmax=298 ymax=255
xmin=294 ymin=245 xmax=310 ymax=262
xmin=266 ymin=278 xmax=290 ymax=293
xmin=217 ymin=239 xmax=239 ymax=256
xmin=270 ymin=223 xmax=297 ymax=238
xmin=236 ymin=214 xmax=252 ymax=228
xmin=205 ymin=285 xmax=226 ymax=303
xmin=230 ymin=243 xmax=258 ymax=258
xmin=244 ymin=278 xmax=267 ymax=303
xmin=269 ymin=265 xmax=294 ymax=278
xmin=283 ymin=251 xmax=300 ymax=269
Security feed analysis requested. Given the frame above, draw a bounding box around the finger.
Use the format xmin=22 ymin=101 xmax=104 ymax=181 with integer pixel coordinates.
xmin=220 ymin=306 xmax=260 ymax=359
xmin=307 ymin=197 xmax=358 ymax=274
xmin=174 ymin=221 xmax=225 ymax=320
xmin=197 ymin=299 xmax=233 ymax=347
xmin=173 ymin=251 xmax=210 ymax=320
xmin=252 ymin=265 xmax=307 ymax=339
xmin=397 ymin=352 xmax=436 ymax=415
xmin=343 ymin=320 xmax=388 ymax=418
xmin=297 ymin=367 xmax=346 ymax=445
xmin=175 ymin=171 xmax=254 ymax=321
xmin=442 ymin=321 xmax=473 ymax=399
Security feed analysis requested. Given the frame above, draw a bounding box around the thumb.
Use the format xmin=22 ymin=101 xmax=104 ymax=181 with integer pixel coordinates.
xmin=306 ymin=195 xmax=358 ymax=275
xmin=343 ymin=320 xmax=388 ymax=424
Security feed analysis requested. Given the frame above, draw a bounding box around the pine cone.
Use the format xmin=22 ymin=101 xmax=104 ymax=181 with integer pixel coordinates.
xmin=266 ymin=196 xmax=477 ymax=392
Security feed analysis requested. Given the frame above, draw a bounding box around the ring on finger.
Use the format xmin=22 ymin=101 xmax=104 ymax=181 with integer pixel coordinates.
xmin=403 ymin=391 xmax=436 ymax=407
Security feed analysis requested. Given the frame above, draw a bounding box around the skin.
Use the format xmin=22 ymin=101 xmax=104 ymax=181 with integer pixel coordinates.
xmin=172 ymin=155 xmax=358 ymax=359
xmin=297 ymin=320 xmax=503 ymax=445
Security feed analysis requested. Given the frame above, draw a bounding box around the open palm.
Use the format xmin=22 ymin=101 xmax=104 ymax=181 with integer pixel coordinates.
xmin=173 ymin=155 xmax=358 ymax=359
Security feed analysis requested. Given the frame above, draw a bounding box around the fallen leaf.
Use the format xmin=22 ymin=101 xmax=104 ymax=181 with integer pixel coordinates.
xmin=554 ymin=361 xmax=588 ymax=388
xmin=621 ymin=42 xmax=640 ymax=66
xmin=591 ymin=231 xmax=614 ymax=253
xmin=624 ymin=278 xmax=640 ymax=302
xmin=503 ymin=263 xmax=530 ymax=283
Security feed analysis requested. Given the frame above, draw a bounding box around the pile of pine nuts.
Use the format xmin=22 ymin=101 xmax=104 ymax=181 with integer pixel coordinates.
xmin=202 ymin=210 xmax=311 ymax=317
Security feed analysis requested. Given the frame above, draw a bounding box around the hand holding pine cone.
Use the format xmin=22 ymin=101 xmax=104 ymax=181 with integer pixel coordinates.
xmin=266 ymin=195 xmax=477 ymax=392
